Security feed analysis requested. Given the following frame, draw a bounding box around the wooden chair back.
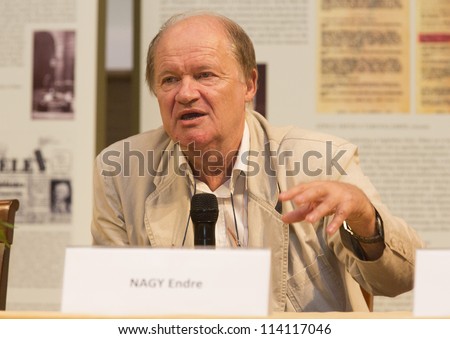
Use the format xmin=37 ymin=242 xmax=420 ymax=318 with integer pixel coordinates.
xmin=0 ymin=199 xmax=19 ymax=310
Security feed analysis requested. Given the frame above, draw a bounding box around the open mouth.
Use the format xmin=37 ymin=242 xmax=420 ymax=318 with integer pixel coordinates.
xmin=180 ymin=112 xmax=206 ymax=121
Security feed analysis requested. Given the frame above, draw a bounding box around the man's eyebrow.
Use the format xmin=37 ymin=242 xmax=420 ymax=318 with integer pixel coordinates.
xmin=155 ymin=69 xmax=176 ymax=79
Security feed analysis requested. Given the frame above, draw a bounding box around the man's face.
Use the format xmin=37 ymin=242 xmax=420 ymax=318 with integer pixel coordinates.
xmin=153 ymin=16 xmax=256 ymax=153
xmin=54 ymin=182 xmax=69 ymax=200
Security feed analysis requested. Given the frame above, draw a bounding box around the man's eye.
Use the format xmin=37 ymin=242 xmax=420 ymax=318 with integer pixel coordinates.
xmin=162 ymin=76 xmax=177 ymax=84
xmin=197 ymin=72 xmax=213 ymax=79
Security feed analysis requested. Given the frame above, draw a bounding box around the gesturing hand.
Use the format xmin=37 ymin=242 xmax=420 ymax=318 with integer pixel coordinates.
xmin=278 ymin=181 xmax=376 ymax=237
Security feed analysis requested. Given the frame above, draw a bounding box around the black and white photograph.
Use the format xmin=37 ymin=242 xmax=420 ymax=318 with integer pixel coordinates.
xmin=31 ymin=30 xmax=75 ymax=119
xmin=50 ymin=179 xmax=72 ymax=215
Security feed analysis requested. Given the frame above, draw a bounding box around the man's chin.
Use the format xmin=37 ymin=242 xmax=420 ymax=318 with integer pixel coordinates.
xmin=178 ymin=136 xmax=214 ymax=152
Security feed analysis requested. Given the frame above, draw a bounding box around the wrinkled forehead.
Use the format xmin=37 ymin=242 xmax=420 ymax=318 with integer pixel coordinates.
xmin=156 ymin=15 xmax=232 ymax=53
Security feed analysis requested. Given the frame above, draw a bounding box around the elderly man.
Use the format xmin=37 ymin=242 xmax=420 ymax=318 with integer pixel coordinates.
xmin=92 ymin=12 xmax=423 ymax=312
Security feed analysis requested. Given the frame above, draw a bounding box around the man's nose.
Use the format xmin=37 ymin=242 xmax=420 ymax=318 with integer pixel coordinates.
xmin=175 ymin=77 xmax=200 ymax=105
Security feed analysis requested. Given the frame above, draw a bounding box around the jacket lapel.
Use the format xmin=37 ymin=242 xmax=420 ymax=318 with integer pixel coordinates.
xmin=246 ymin=112 xmax=289 ymax=312
xmin=144 ymin=143 xmax=194 ymax=247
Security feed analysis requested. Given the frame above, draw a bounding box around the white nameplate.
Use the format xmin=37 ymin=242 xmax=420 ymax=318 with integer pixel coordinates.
xmin=413 ymin=249 xmax=450 ymax=317
xmin=61 ymin=247 xmax=271 ymax=316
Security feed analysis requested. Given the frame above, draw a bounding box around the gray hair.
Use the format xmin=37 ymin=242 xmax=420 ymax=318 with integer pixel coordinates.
xmin=145 ymin=11 xmax=257 ymax=94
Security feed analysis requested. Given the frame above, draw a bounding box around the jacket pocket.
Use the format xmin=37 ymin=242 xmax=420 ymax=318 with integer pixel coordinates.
xmin=286 ymin=254 xmax=345 ymax=312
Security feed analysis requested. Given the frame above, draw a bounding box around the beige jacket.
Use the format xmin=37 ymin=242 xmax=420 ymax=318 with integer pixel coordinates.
xmin=92 ymin=111 xmax=424 ymax=312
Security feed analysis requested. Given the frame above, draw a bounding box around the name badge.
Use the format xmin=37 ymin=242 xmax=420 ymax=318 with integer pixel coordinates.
xmin=414 ymin=249 xmax=450 ymax=317
xmin=61 ymin=247 xmax=271 ymax=316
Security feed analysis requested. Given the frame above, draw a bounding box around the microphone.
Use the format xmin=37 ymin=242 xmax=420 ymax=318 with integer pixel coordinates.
xmin=190 ymin=193 xmax=219 ymax=247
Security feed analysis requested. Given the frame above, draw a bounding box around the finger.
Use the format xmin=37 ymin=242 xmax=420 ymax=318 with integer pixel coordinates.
xmin=290 ymin=184 xmax=328 ymax=207
xmin=304 ymin=199 xmax=338 ymax=224
xmin=281 ymin=204 xmax=312 ymax=224
xmin=326 ymin=209 xmax=348 ymax=235
xmin=278 ymin=184 xmax=308 ymax=201
xmin=279 ymin=181 xmax=328 ymax=201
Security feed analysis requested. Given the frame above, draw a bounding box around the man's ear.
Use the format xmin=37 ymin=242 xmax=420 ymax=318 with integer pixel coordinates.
xmin=244 ymin=68 xmax=258 ymax=102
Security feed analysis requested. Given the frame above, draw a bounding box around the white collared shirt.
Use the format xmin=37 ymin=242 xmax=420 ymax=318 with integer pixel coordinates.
xmin=178 ymin=123 xmax=249 ymax=247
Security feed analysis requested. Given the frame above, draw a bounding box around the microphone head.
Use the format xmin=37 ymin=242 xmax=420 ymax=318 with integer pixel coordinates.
xmin=190 ymin=193 xmax=219 ymax=223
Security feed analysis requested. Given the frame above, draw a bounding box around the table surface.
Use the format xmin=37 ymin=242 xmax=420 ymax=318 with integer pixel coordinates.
xmin=0 ymin=310 xmax=431 ymax=319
